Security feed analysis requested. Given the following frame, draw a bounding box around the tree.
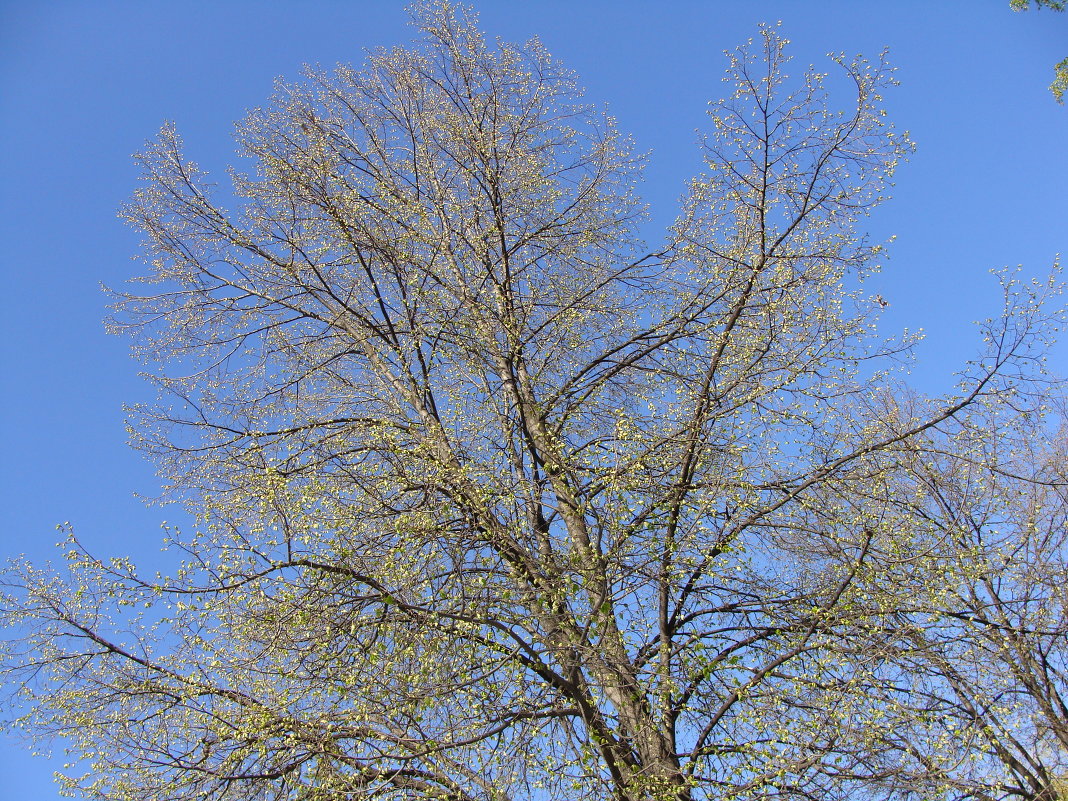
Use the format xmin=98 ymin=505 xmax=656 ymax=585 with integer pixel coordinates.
xmin=2 ymin=4 xmax=1064 ymax=800
xmin=898 ymin=418 xmax=1068 ymax=801
xmin=806 ymin=400 xmax=1068 ymax=801
xmin=1010 ymin=0 xmax=1068 ymax=102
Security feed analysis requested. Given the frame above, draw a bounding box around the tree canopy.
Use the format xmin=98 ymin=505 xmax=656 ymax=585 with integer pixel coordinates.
xmin=1011 ymin=0 xmax=1068 ymax=101
xmin=3 ymin=4 xmax=1066 ymax=801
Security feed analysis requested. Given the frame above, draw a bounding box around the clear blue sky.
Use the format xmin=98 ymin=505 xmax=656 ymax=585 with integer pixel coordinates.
xmin=1 ymin=2 xmax=1065 ymax=798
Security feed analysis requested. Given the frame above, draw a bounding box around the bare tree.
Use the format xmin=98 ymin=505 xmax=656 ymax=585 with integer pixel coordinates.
xmin=2 ymin=4 xmax=1063 ymax=801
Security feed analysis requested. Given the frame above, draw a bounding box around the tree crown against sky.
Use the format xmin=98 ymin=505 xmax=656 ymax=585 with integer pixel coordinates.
xmin=2 ymin=3 xmax=1067 ymax=801
xmin=1010 ymin=0 xmax=1068 ymax=100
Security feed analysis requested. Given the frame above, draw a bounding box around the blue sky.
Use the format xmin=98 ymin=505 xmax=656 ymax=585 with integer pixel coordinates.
xmin=1 ymin=2 xmax=1065 ymax=798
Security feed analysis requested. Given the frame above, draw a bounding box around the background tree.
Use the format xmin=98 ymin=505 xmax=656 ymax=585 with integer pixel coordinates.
xmin=797 ymin=392 xmax=1068 ymax=801
xmin=881 ymin=406 xmax=1068 ymax=801
xmin=2 ymin=4 xmax=1064 ymax=800
xmin=1010 ymin=0 xmax=1068 ymax=101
